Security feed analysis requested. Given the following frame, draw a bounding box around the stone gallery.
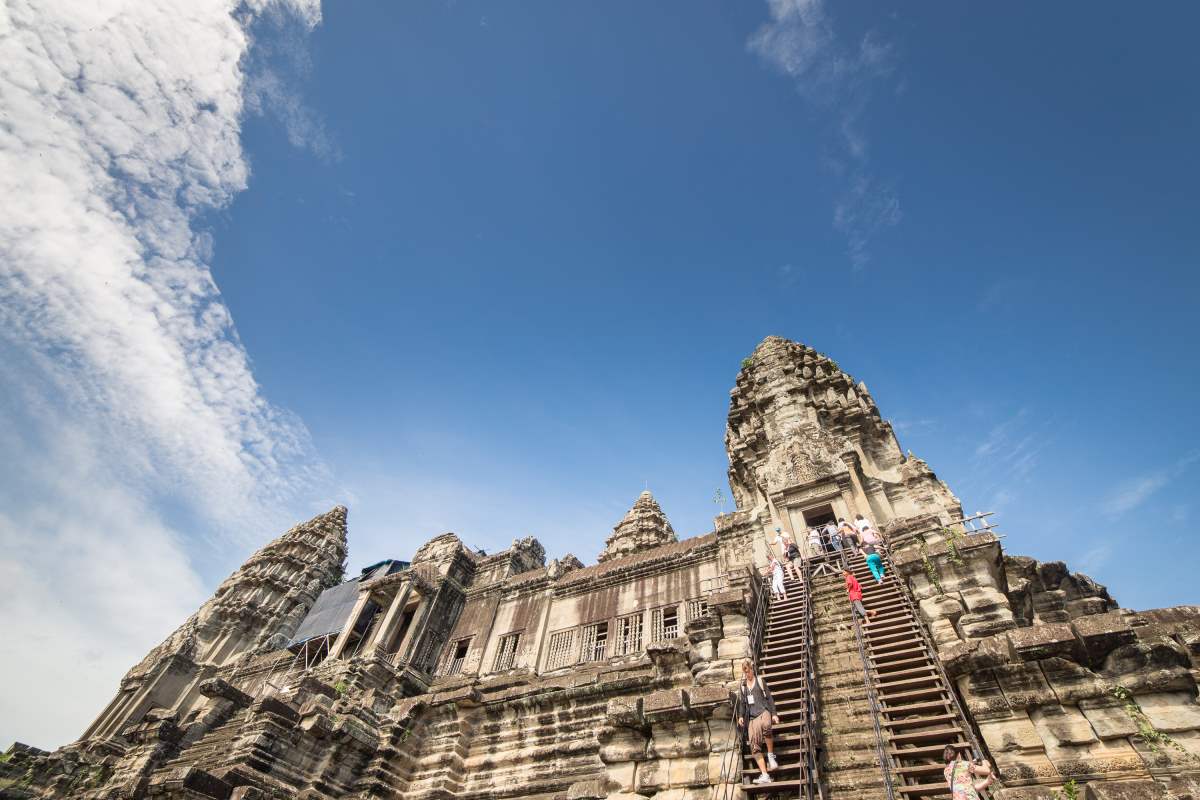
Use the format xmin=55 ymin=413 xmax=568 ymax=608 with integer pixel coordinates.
xmin=4 ymin=336 xmax=1198 ymax=800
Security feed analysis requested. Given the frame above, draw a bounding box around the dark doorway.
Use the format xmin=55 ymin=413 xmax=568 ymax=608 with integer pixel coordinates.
xmin=802 ymin=504 xmax=837 ymax=529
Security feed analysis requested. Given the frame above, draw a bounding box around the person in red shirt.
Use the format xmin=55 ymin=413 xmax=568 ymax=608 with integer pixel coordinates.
xmin=843 ymin=568 xmax=877 ymax=626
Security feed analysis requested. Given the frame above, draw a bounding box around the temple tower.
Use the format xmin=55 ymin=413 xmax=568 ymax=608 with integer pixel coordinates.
xmin=598 ymin=490 xmax=678 ymax=562
xmin=724 ymin=336 xmax=961 ymax=564
xmin=77 ymin=506 xmax=348 ymax=743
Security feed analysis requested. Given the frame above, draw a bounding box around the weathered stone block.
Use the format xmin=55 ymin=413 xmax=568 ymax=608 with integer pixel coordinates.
xmin=716 ymin=637 xmax=749 ymax=661
xmin=961 ymin=670 xmax=1013 ymax=719
xmin=667 ymin=756 xmax=710 ymax=788
xmin=1009 ymin=624 xmax=1080 ymax=662
xmin=648 ymin=720 xmax=708 ymax=759
xmin=1135 ymin=691 xmax=1200 ymax=733
xmin=978 ymin=712 xmax=1045 ymax=752
xmin=941 ymin=633 xmax=1013 ymax=678
xmin=1041 ymin=657 xmax=1108 ymax=704
xmin=644 ymin=690 xmax=689 ymax=722
xmin=598 ymin=725 xmax=650 ymax=763
xmin=1079 ymin=697 xmax=1139 ymax=740
xmin=692 ymin=659 xmax=735 ymax=686
xmin=1075 ymin=612 xmax=1137 ymax=666
xmin=608 ymin=697 xmax=645 ymax=728
xmin=567 ymin=778 xmax=617 ymax=799
xmin=198 ymin=678 xmax=252 ymax=707
xmin=604 ymin=761 xmax=637 ymax=793
xmin=995 ymin=662 xmax=1056 ymax=709
xmin=1068 ymin=598 xmax=1110 ymax=618
xmin=1102 ymin=641 xmax=1194 ymax=693
xmin=1084 ymin=779 xmax=1166 ymax=800
xmin=634 ymin=758 xmax=668 ymax=793
xmin=960 ymin=612 xmax=1017 ymax=639
xmin=1030 ymin=704 xmax=1098 ymax=747
xmin=686 ymin=685 xmax=729 ymax=713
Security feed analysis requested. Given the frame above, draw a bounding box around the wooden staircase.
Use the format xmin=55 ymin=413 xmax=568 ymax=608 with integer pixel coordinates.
xmin=842 ymin=549 xmax=978 ymax=800
xmin=743 ymin=562 xmax=823 ymax=799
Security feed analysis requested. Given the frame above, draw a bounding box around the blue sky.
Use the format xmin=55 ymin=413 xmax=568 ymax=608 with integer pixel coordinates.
xmin=1 ymin=0 xmax=1197 ymax=748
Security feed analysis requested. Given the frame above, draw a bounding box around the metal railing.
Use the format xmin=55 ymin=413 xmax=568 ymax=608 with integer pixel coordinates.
xmin=710 ymin=569 xmax=771 ymax=800
xmin=877 ymin=540 xmax=989 ymax=765
xmin=798 ymin=554 xmax=824 ymax=800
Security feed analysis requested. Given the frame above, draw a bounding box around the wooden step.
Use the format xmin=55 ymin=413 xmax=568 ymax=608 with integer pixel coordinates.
xmin=882 ymin=699 xmax=955 ymax=716
xmin=883 ymin=713 xmax=957 ymax=731
xmin=896 ymin=780 xmax=954 ymax=797
xmin=878 ymin=686 xmax=951 ymax=704
xmin=871 ymin=665 xmax=938 ymax=682
xmin=888 ymin=726 xmax=964 ymax=745
xmin=873 ymin=655 xmax=934 ymax=672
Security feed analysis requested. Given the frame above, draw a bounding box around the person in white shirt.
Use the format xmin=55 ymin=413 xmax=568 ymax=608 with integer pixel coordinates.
xmin=856 ymin=513 xmax=884 ymax=549
xmin=807 ymin=526 xmax=823 ymax=557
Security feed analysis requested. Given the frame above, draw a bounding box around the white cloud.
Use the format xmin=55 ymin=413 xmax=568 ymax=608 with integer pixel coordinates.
xmin=1077 ymin=540 xmax=1114 ymax=575
xmin=0 ymin=0 xmax=328 ymax=749
xmin=749 ymin=0 xmax=900 ymax=269
xmin=1100 ymin=473 xmax=1170 ymax=516
xmin=1099 ymin=451 xmax=1199 ymax=516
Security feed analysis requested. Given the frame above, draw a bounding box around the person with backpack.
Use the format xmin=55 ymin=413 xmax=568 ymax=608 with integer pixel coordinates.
xmin=824 ymin=521 xmax=843 ymax=554
xmin=843 ymin=567 xmax=876 ymax=626
xmin=856 ymin=513 xmax=885 ymax=551
xmin=736 ymin=659 xmax=779 ymax=784
xmin=863 ymin=543 xmax=886 ymax=583
xmin=782 ymin=532 xmax=802 ymax=580
xmin=838 ymin=518 xmax=860 ymax=555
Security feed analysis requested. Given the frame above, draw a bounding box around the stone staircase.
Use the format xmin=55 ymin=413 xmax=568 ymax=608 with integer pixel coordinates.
xmin=745 ymin=566 xmax=823 ymax=799
xmin=809 ymin=562 xmax=891 ymax=800
xmin=738 ymin=547 xmax=980 ymax=800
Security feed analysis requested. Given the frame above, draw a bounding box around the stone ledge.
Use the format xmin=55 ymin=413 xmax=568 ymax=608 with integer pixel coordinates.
xmin=1073 ymin=612 xmax=1136 ymax=665
xmin=644 ymin=689 xmax=690 ymax=722
xmin=1085 ymin=779 xmax=1167 ymax=800
xmin=1009 ymin=623 xmax=1081 ymax=662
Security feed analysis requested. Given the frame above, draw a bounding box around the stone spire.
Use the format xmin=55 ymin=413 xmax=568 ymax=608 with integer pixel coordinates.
xmin=598 ymin=491 xmax=678 ymax=563
xmin=725 ymin=336 xmax=959 ymax=526
xmin=79 ymin=506 xmax=348 ymax=742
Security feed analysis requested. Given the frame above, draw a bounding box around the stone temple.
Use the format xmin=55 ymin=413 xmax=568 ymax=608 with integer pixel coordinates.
xmin=4 ymin=336 xmax=1199 ymax=800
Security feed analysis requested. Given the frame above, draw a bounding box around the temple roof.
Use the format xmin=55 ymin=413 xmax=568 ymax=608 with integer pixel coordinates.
xmin=597 ymin=490 xmax=678 ymax=563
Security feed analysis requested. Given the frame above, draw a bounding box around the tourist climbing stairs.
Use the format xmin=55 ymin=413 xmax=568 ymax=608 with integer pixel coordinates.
xmin=743 ymin=560 xmax=824 ymax=799
xmin=839 ymin=548 xmax=981 ymax=799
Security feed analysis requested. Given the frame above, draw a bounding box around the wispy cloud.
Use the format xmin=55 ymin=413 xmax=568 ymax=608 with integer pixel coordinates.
xmin=0 ymin=0 xmax=329 ymax=748
xmin=1100 ymin=451 xmax=1200 ymax=516
xmin=893 ymin=417 xmax=937 ymax=434
xmin=243 ymin=4 xmax=340 ymax=161
xmin=1077 ymin=540 xmax=1114 ymax=575
xmin=749 ymin=0 xmax=900 ymax=269
xmin=960 ymin=408 xmax=1054 ymax=512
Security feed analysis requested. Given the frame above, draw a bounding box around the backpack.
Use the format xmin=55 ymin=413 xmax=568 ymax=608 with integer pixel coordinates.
xmin=787 ymin=541 xmax=800 ymax=558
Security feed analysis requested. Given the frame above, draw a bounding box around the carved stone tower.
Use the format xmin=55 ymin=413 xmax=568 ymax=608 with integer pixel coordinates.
xmin=77 ymin=506 xmax=348 ymax=743
xmin=724 ymin=336 xmax=961 ymax=563
xmin=597 ymin=490 xmax=678 ymax=563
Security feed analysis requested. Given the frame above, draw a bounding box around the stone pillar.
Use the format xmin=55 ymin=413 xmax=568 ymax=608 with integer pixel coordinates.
xmin=363 ymin=583 xmax=413 ymax=658
xmin=328 ymin=590 xmax=373 ymax=660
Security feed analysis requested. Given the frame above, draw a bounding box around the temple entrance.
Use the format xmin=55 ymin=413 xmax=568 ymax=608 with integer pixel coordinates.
xmin=802 ymin=504 xmax=837 ymax=529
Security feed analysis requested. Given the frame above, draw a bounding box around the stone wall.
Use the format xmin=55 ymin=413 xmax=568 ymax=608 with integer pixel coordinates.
xmin=892 ymin=531 xmax=1200 ymax=800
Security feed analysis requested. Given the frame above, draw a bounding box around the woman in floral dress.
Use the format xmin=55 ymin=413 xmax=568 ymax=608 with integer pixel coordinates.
xmin=944 ymin=745 xmax=986 ymax=800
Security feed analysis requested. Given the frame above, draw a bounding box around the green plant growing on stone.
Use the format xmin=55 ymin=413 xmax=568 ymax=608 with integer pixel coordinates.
xmin=1051 ymin=779 xmax=1080 ymax=800
xmin=741 ymin=357 xmax=753 ymax=370
xmin=942 ymin=527 xmax=965 ymax=567
xmin=334 ymin=680 xmax=348 ymax=698
xmin=919 ymin=540 xmax=944 ymax=596
xmin=1112 ymin=686 xmax=1194 ymax=759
